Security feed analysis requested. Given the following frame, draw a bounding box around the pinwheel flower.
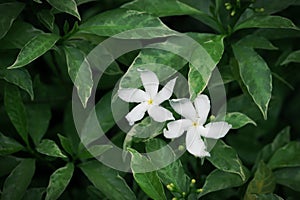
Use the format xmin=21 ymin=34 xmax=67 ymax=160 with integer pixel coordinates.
xmin=163 ymin=94 xmax=232 ymax=157
xmin=118 ymin=69 xmax=177 ymax=126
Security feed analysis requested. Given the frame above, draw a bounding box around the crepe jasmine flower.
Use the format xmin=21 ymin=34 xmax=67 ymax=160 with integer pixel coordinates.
xmin=118 ymin=69 xmax=176 ymax=125
xmin=163 ymin=94 xmax=232 ymax=157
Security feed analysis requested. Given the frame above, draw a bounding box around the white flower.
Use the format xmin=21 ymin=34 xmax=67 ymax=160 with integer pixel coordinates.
xmin=163 ymin=94 xmax=232 ymax=157
xmin=118 ymin=69 xmax=176 ymax=126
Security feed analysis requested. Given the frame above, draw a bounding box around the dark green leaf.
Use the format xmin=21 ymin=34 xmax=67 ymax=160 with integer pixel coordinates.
xmin=252 ymin=193 xmax=284 ymax=200
xmin=27 ymin=104 xmax=51 ymax=145
xmin=255 ymin=127 xmax=290 ymax=165
xmin=234 ymin=16 xmax=298 ymax=32
xmin=129 ymin=148 xmax=166 ymax=200
xmin=1 ymin=159 xmax=35 ymax=200
xmin=121 ymin=0 xmax=202 ymax=17
xmin=22 ymin=188 xmax=45 ymax=200
xmin=207 ymin=140 xmax=249 ymax=181
xmin=45 ymin=163 xmax=74 ymax=200
xmin=80 ymin=91 xmax=115 ymax=145
xmin=36 ymin=139 xmax=67 ymax=158
xmin=79 ymin=8 xmax=175 ymax=39
xmin=281 ymin=50 xmax=300 ymax=65
xmin=63 ymin=45 xmax=93 ymax=107
xmin=0 ymin=2 xmax=25 ymax=39
xmin=0 ymin=68 xmax=34 ymax=99
xmin=274 ymin=167 xmax=300 ymax=192
xmin=58 ymin=134 xmax=74 ymax=156
xmin=46 ymin=0 xmax=80 ymax=20
xmin=244 ymin=161 xmax=276 ymax=200
xmin=268 ymin=142 xmax=300 ymax=169
xmin=8 ymin=33 xmax=60 ymax=69
xmin=37 ymin=9 xmax=55 ymax=31
xmin=79 ymin=160 xmax=136 ymax=200
xmin=77 ymin=144 xmax=112 ymax=159
xmin=253 ymin=0 xmax=296 ymax=14
xmin=0 ymin=132 xmax=23 ymax=155
xmin=225 ymin=112 xmax=256 ymax=129
xmin=0 ymin=156 xmax=20 ymax=177
xmin=0 ymin=20 xmax=43 ymax=49
xmin=237 ymin=35 xmax=278 ymax=50
xmin=4 ymin=84 xmax=28 ymax=143
xmin=145 ymin=138 xmax=190 ymax=193
xmin=232 ymin=44 xmax=272 ymax=119
xmin=198 ymin=169 xmax=246 ymax=197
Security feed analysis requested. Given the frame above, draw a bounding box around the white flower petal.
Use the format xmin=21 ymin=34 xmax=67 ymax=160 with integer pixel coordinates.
xmin=118 ymin=88 xmax=149 ymax=103
xmin=163 ymin=119 xmax=192 ymax=139
xmin=194 ymin=94 xmax=210 ymax=125
xmin=148 ymin=105 xmax=174 ymax=122
xmin=202 ymin=122 xmax=232 ymax=139
xmin=170 ymin=98 xmax=197 ymax=120
xmin=138 ymin=69 xmax=159 ymax=98
xmin=154 ymin=77 xmax=177 ymax=105
xmin=186 ymin=128 xmax=210 ymax=157
xmin=125 ymin=102 xmax=149 ymax=125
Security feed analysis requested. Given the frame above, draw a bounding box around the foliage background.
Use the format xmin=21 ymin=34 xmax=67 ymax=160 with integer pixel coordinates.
xmin=0 ymin=0 xmax=300 ymax=199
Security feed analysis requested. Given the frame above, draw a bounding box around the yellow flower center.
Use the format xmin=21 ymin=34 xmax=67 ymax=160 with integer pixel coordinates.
xmin=147 ymin=99 xmax=153 ymax=105
xmin=192 ymin=122 xmax=198 ymax=127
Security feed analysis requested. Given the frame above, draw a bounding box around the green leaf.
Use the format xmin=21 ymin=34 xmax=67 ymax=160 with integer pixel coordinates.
xmin=225 ymin=112 xmax=256 ymax=129
xmin=207 ymin=140 xmax=249 ymax=181
xmin=274 ymin=167 xmax=300 ymax=192
xmin=0 ymin=132 xmax=23 ymax=156
xmin=45 ymin=163 xmax=74 ymax=200
xmin=198 ymin=169 xmax=246 ymax=197
xmin=1 ymin=159 xmax=35 ymax=200
xmin=268 ymin=142 xmax=300 ymax=169
xmin=27 ymin=104 xmax=51 ymax=145
xmin=232 ymin=44 xmax=272 ymax=119
xmin=121 ymin=0 xmax=202 ymax=17
xmin=46 ymin=0 xmax=80 ymax=20
xmin=145 ymin=138 xmax=190 ymax=193
xmin=0 ymin=2 xmax=25 ymax=39
xmin=237 ymin=35 xmax=278 ymax=50
xmin=255 ymin=127 xmax=290 ymax=165
xmin=75 ymin=0 xmax=97 ymax=6
xmin=8 ymin=33 xmax=60 ymax=69
xmin=0 ymin=20 xmax=43 ymax=49
xmin=22 ymin=188 xmax=45 ymax=200
xmin=77 ymin=144 xmax=112 ymax=159
xmin=0 ymin=68 xmax=34 ymax=100
xmin=79 ymin=8 xmax=175 ymax=39
xmin=234 ymin=16 xmax=299 ymax=32
xmin=37 ymin=9 xmax=55 ymax=31
xmin=58 ymin=134 xmax=74 ymax=156
xmin=4 ymin=84 xmax=28 ymax=143
xmin=80 ymin=91 xmax=115 ymax=145
xmin=253 ymin=0 xmax=296 ymax=14
xmin=252 ymin=193 xmax=284 ymax=200
xmin=186 ymin=33 xmax=224 ymax=98
xmin=0 ymin=156 xmax=20 ymax=177
xmin=129 ymin=148 xmax=166 ymax=200
xmin=36 ymin=139 xmax=67 ymax=158
xmin=281 ymin=50 xmax=300 ymax=65
xmin=63 ymin=46 xmax=93 ymax=107
xmin=123 ymin=117 xmax=164 ymax=150
xmin=79 ymin=160 xmax=136 ymax=200
xmin=244 ymin=161 xmax=276 ymax=200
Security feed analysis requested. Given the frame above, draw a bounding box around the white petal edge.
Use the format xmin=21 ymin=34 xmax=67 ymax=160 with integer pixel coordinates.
xmin=154 ymin=77 xmax=177 ymax=105
xmin=170 ymin=98 xmax=197 ymax=120
xmin=148 ymin=105 xmax=174 ymax=122
xmin=125 ymin=102 xmax=149 ymax=126
xmin=138 ymin=69 xmax=159 ymax=98
xmin=202 ymin=122 xmax=232 ymax=139
xmin=194 ymin=94 xmax=210 ymax=125
xmin=118 ymin=88 xmax=149 ymax=103
xmin=186 ymin=128 xmax=210 ymax=158
xmin=163 ymin=119 xmax=192 ymax=139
